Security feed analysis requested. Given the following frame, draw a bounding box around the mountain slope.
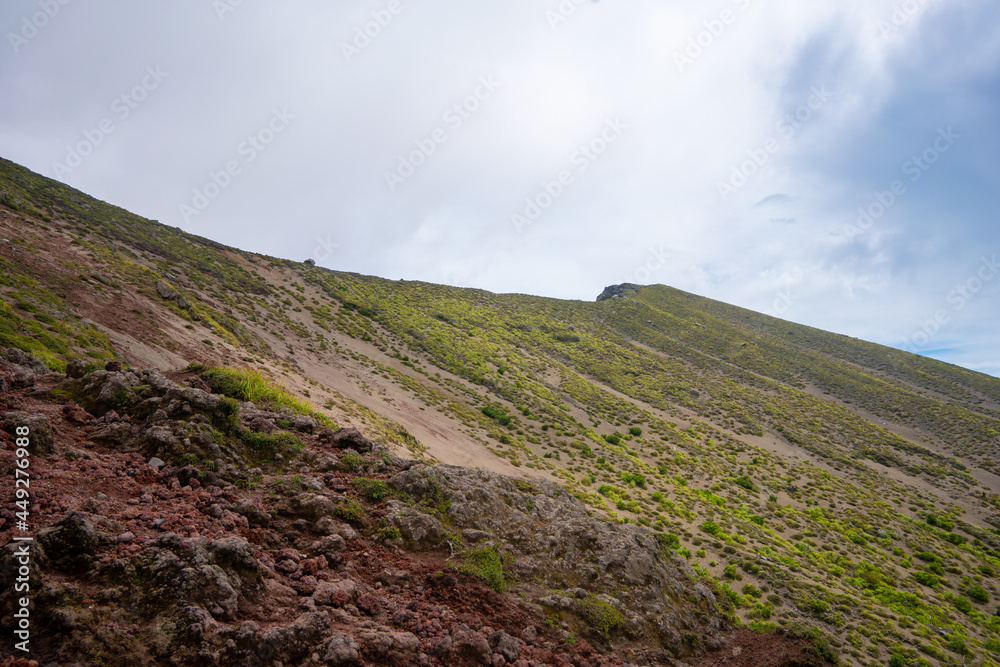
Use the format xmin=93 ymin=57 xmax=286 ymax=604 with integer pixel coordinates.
xmin=4 ymin=156 xmax=1000 ymax=665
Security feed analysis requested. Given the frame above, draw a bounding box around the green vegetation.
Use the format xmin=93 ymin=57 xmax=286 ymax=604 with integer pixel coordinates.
xmin=351 ymin=477 xmax=390 ymax=501
xmin=194 ymin=364 xmax=334 ymax=427
xmin=579 ymin=595 xmax=624 ymax=635
xmin=6 ymin=154 xmax=1000 ymax=665
xmin=457 ymin=545 xmax=506 ymax=592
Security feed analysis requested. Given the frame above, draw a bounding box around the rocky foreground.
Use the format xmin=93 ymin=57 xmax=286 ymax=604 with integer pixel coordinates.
xmin=0 ymin=348 xmax=831 ymax=666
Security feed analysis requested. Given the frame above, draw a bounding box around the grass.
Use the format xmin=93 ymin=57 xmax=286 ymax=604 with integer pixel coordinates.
xmin=7 ymin=154 xmax=1000 ymax=665
xmin=457 ymin=545 xmax=507 ymax=592
xmin=192 ymin=364 xmax=335 ymax=428
xmin=579 ymin=595 xmax=624 ymax=636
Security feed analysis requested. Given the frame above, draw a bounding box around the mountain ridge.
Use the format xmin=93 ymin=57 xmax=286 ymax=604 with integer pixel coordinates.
xmin=3 ymin=156 xmax=1000 ymax=665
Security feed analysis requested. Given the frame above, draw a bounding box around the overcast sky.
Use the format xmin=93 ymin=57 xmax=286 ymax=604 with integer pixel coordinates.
xmin=2 ymin=1 xmax=999 ymax=377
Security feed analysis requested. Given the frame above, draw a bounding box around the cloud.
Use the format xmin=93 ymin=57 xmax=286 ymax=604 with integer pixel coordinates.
xmin=0 ymin=0 xmax=998 ymax=374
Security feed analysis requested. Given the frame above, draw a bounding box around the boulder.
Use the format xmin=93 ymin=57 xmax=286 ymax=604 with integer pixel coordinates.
xmin=128 ymin=534 xmax=263 ymax=621
xmin=1 ymin=412 xmax=56 ymax=455
xmin=258 ymin=611 xmax=330 ymax=665
xmin=327 ymin=427 xmax=374 ymax=453
xmin=2 ymin=347 xmax=50 ymax=375
xmin=68 ymin=370 xmax=139 ymax=417
xmin=447 ymin=626 xmax=492 ymax=667
xmin=37 ymin=512 xmax=103 ymax=572
xmin=318 ymin=633 xmax=360 ymax=666
xmin=357 ymin=629 xmax=420 ymax=666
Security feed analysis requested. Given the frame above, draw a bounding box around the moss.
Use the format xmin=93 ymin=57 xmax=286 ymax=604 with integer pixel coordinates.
xmin=457 ymin=545 xmax=507 ymax=592
xmin=352 ymin=477 xmax=389 ymax=501
xmin=579 ymin=595 xmax=624 ymax=635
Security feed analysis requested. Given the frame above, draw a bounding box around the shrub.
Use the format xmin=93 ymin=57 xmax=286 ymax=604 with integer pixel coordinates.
xmin=481 ymin=406 xmax=511 ymax=426
xmin=967 ymin=583 xmax=990 ymax=603
xmin=376 ymin=525 xmax=401 ymax=541
xmin=334 ymin=499 xmax=364 ymax=525
xmin=748 ymin=602 xmax=772 ymax=619
xmin=352 ymin=477 xmax=389 ymax=501
xmin=742 ymin=584 xmax=762 ymax=599
xmin=952 ymin=596 xmax=973 ymax=614
xmin=657 ymin=532 xmax=680 ymax=551
xmin=802 ymin=598 xmax=830 ymax=616
xmin=701 ymin=520 xmax=722 ymax=536
xmin=340 ymin=450 xmax=364 ymax=471
xmin=459 ymin=546 xmax=506 ymax=592
xmin=628 ymin=427 xmax=642 ymax=436
xmin=733 ymin=475 xmax=756 ymax=491
xmin=912 ymin=571 xmax=939 ymax=587
xmin=580 ymin=596 xmax=624 ymax=635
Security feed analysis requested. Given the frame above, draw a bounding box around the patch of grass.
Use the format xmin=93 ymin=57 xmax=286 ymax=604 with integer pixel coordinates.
xmin=194 ymin=364 xmax=335 ymax=428
xmin=334 ymin=499 xmax=365 ymax=525
xmin=458 ymin=545 xmax=507 ymax=592
xmin=341 ymin=450 xmax=364 ymax=471
xmin=579 ymin=595 xmax=624 ymax=635
xmin=352 ymin=477 xmax=390 ymax=501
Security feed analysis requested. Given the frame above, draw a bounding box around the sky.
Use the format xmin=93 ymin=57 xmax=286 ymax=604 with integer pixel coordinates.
xmin=2 ymin=1 xmax=999 ymax=377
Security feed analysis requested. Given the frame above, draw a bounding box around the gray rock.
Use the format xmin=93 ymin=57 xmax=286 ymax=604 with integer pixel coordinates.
xmin=383 ymin=501 xmax=446 ymax=550
xmin=447 ymin=626 xmax=492 ymax=667
xmin=155 ymin=280 xmax=178 ymax=300
xmin=128 ymin=534 xmax=263 ymax=621
xmin=313 ymin=579 xmax=358 ymax=606
xmin=231 ymin=499 xmax=270 ymax=528
xmin=65 ymin=359 xmax=90 ymax=379
xmin=389 ymin=465 xmax=731 ymax=655
xmin=37 ymin=512 xmax=103 ymax=572
xmin=148 ymin=457 xmax=166 ymax=468
xmin=143 ymin=425 xmax=180 ymax=458
xmin=68 ymin=370 xmax=139 ymax=417
xmin=2 ymin=347 xmax=50 ymax=375
xmin=88 ymin=421 xmax=138 ymax=448
xmin=277 ymin=492 xmax=341 ymax=522
xmin=290 ymin=414 xmax=319 ymax=433
xmin=319 ymin=633 xmax=360 ymax=666
xmin=258 ymin=611 xmax=329 ymax=664
xmin=1 ymin=412 xmax=56 ymax=454
xmin=488 ymin=630 xmax=522 ymax=663
xmin=357 ymin=629 xmax=420 ymax=665
xmin=327 ymin=427 xmax=374 ymax=453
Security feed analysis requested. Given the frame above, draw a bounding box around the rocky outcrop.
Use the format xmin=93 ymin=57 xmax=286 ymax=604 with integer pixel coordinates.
xmin=595 ymin=283 xmax=644 ymax=302
xmin=124 ymin=533 xmax=264 ymax=621
xmin=390 ymin=465 xmax=729 ymax=654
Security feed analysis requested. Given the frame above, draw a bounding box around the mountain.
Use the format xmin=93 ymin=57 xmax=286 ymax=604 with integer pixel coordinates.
xmin=2 ymin=155 xmax=1000 ymax=666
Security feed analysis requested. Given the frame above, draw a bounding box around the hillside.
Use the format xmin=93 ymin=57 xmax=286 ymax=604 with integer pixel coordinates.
xmin=3 ymin=156 xmax=1000 ymax=666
